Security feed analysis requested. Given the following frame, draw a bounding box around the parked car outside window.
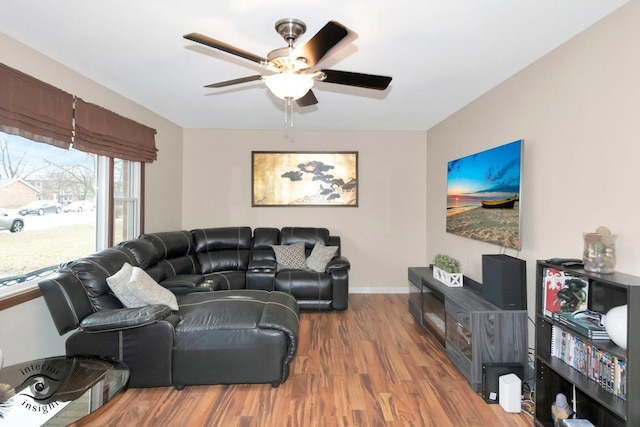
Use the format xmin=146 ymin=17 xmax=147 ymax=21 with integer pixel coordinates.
xmin=18 ymin=200 xmax=62 ymax=216
xmin=63 ymin=201 xmax=95 ymax=213
xmin=0 ymin=211 xmax=24 ymax=232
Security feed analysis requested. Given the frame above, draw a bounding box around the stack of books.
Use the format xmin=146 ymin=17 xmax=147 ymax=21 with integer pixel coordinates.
xmin=552 ymin=310 xmax=609 ymax=340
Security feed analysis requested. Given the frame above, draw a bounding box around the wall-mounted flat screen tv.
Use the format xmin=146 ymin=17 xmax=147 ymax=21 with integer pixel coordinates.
xmin=446 ymin=139 xmax=523 ymax=250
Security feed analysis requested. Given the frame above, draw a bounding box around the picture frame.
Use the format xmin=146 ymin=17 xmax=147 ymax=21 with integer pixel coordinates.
xmin=252 ymin=151 xmax=358 ymax=206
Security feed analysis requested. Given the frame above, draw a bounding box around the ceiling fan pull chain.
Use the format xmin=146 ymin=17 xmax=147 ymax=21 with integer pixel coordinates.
xmin=284 ymin=97 xmax=294 ymax=127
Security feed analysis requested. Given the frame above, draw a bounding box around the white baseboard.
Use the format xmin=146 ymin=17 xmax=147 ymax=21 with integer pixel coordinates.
xmin=349 ymin=286 xmax=409 ymax=294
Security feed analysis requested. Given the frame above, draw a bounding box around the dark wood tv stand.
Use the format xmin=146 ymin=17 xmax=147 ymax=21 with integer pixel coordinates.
xmin=408 ymin=266 xmax=528 ymax=391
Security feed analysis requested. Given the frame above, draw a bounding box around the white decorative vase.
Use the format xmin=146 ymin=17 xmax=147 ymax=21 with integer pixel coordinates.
xmin=605 ymin=305 xmax=627 ymax=350
xmin=433 ymin=266 xmax=463 ymax=287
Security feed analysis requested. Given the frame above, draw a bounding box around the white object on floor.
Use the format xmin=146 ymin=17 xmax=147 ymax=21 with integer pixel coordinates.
xmin=499 ymin=373 xmax=522 ymax=413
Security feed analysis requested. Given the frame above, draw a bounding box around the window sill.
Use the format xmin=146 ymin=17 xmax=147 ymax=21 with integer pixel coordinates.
xmin=0 ymin=286 xmax=41 ymax=311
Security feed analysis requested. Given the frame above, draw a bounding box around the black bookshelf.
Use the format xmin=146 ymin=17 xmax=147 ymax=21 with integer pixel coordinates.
xmin=534 ymin=260 xmax=640 ymax=426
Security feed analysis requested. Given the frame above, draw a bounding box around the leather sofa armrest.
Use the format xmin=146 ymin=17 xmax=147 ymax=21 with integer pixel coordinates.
xmin=80 ymin=305 xmax=173 ymax=332
xmin=248 ymin=260 xmax=277 ymax=271
xmin=160 ymin=274 xmax=213 ymax=295
xmin=257 ymin=291 xmax=300 ymax=382
xmin=160 ymin=274 xmax=205 ymax=288
xmin=246 ymin=262 xmax=276 ymax=291
xmin=326 ymin=256 xmax=350 ymax=272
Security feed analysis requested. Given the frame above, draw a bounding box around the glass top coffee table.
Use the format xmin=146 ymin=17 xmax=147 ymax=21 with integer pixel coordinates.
xmin=0 ymin=355 xmax=128 ymax=426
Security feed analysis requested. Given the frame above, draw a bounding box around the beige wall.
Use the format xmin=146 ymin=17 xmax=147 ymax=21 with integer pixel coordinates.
xmin=182 ymin=129 xmax=428 ymax=292
xmin=426 ymin=2 xmax=640 ymax=330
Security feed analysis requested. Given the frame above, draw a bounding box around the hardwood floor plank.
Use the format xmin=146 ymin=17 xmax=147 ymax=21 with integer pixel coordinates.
xmin=82 ymin=294 xmax=532 ymax=426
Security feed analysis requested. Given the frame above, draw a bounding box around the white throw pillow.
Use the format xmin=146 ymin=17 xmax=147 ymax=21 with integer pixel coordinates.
xmin=126 ymin=266 xmax=179 ymax=311
xmin=106 ymin=262 xmax=146 ymax=307
xmin=271 ymin=241 xmax=307 ymax=271
xmin=306 ymin=242 xmax=339 ymax=272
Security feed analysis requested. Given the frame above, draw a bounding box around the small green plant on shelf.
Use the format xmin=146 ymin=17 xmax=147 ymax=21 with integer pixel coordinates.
xmin=433 ymin=254 xmax=461 ymax=274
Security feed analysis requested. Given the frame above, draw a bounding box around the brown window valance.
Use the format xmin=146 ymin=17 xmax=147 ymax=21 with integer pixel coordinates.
xmin=0 ymin=63 xmax=73 ymax=149
xmin=74 ymin=98 xmax=157 ymax=163
xmin=0 ymin=63 xmax=157 ymax=163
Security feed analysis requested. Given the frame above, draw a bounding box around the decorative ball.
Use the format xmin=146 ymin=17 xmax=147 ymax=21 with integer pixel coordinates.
xmin=601 ymin=235 xmax=616 ymax=247
xmin=605 ymin=305 xmax=627 ymax=350
xmin=596 ymin=226 xmax=612 ymax=235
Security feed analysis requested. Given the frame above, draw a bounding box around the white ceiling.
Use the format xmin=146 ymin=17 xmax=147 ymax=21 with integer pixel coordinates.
xmin=0 ymin=1 xmax=629 ymax=131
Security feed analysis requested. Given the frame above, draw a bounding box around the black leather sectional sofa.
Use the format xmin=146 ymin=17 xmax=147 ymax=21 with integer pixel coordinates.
xmin=38 ymin=227 xmax=349 ymax=389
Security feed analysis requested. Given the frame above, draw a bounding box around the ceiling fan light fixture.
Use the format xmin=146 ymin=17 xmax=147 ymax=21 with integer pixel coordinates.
xmin=264 ymin=73 xmax=314 ymax=100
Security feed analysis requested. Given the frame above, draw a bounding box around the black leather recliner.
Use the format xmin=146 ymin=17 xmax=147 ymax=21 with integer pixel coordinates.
xmin=247 ymin=227 xmax=350 ymax=310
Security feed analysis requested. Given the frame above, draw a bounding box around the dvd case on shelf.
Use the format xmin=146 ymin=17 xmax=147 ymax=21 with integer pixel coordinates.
xmin=552 ymin=310 xmax=609 ymax=340
xmin=551 ymin=325 xmax=626 ymax=399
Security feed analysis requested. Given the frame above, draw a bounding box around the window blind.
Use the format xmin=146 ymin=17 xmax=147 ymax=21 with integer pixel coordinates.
xmin=0 ymin=63 xmax=157 ymax=163
xmin=0 ymin=63 xmax=73 ymax=149
xmin=74 ymin=98 xmax=157 ymax=163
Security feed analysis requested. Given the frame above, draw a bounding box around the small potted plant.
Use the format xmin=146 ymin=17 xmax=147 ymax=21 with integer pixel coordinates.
xmin=432 ymin=254 xmax=463 ymax=287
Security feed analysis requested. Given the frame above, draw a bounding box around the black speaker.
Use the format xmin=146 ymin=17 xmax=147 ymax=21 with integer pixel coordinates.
xmin=482 ymin=362 xmax=524 ymax=403
xmin=482 ymin=254 xmax=526 ymax=310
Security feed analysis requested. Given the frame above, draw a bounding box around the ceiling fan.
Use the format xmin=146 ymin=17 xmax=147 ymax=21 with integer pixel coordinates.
xmin=183 ymin=18 xmax=392 ymax=108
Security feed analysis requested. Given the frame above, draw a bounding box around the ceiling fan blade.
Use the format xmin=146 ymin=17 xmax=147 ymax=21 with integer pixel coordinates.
xmin=296 ymin=90 xmax=318 ymax=107
xmin=204 ymin=75 xmax=263 ymax=88
xmin=296 ymin=21 xmax=349 ymax=67
xmin=184 ymin=33 xmax=267 ymax=65
xmin=321 ymin=69 xmax=392 ymax=90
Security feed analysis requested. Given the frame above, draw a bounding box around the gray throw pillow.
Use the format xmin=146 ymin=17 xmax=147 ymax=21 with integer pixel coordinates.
xmin=106 ymin=262 xmax=145 ymax=307
xmin=272 ymin=241 xmax=307 ymax=271
xmin=126 ymin=266 xmax=180 ymax=311
xmin=306 ymin=242 xmax=338 ymax=272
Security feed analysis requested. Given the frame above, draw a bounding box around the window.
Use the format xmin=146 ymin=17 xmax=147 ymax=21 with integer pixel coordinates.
xmin=0 ymin=63 xmax=154 ymax=300
xmin=0 ymin=131 xmax=143 ymax=295
xmin=113 ymin=159 xmax=141 ymax=244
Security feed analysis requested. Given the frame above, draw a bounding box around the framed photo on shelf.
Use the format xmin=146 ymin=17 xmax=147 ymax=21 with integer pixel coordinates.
xmin=252 ymin=151 xmax=358 ymax=207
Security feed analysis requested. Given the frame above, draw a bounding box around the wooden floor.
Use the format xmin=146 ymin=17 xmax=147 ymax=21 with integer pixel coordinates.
xmin=84 ymin=294 xmax=533 ymax=426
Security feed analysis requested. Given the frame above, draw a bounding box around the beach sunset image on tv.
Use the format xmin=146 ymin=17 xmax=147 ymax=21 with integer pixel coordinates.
xmin=446 ymin=139 xmax=523 ymax=250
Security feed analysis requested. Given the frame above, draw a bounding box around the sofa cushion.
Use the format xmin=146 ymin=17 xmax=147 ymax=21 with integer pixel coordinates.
xmin=118 ymin=239 xmax=159 ymax=269
xmin=251 ymin=227 xmax=279 ymax=264
xmin=67 ymin=247 xmax=136 ymax=311
xmin=193 ymin=227 xmax=252 ymax=274
xmin=106 ymin=262 xmax=143 ymax=307
xmin=306 ymin=242 xmax=338 ymax=272
xmin=127 ymin=267 xmax=179 ymax=311
xmin=159 ymin=255 xmax=200 ymax=276
xmin=272 ymin=242 xmax=306 ymax=271
xmin=141 ymin=231 xmax=195 ymax=259
xmin=275 ymin=270 xmax=333 ymax=301
xmin=280 ymin=227 xmax=330 ymax=251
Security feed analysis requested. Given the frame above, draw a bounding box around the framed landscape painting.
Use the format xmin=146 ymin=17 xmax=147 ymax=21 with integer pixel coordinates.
xmin=252 ymin=151 xmax=358 ymax=206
